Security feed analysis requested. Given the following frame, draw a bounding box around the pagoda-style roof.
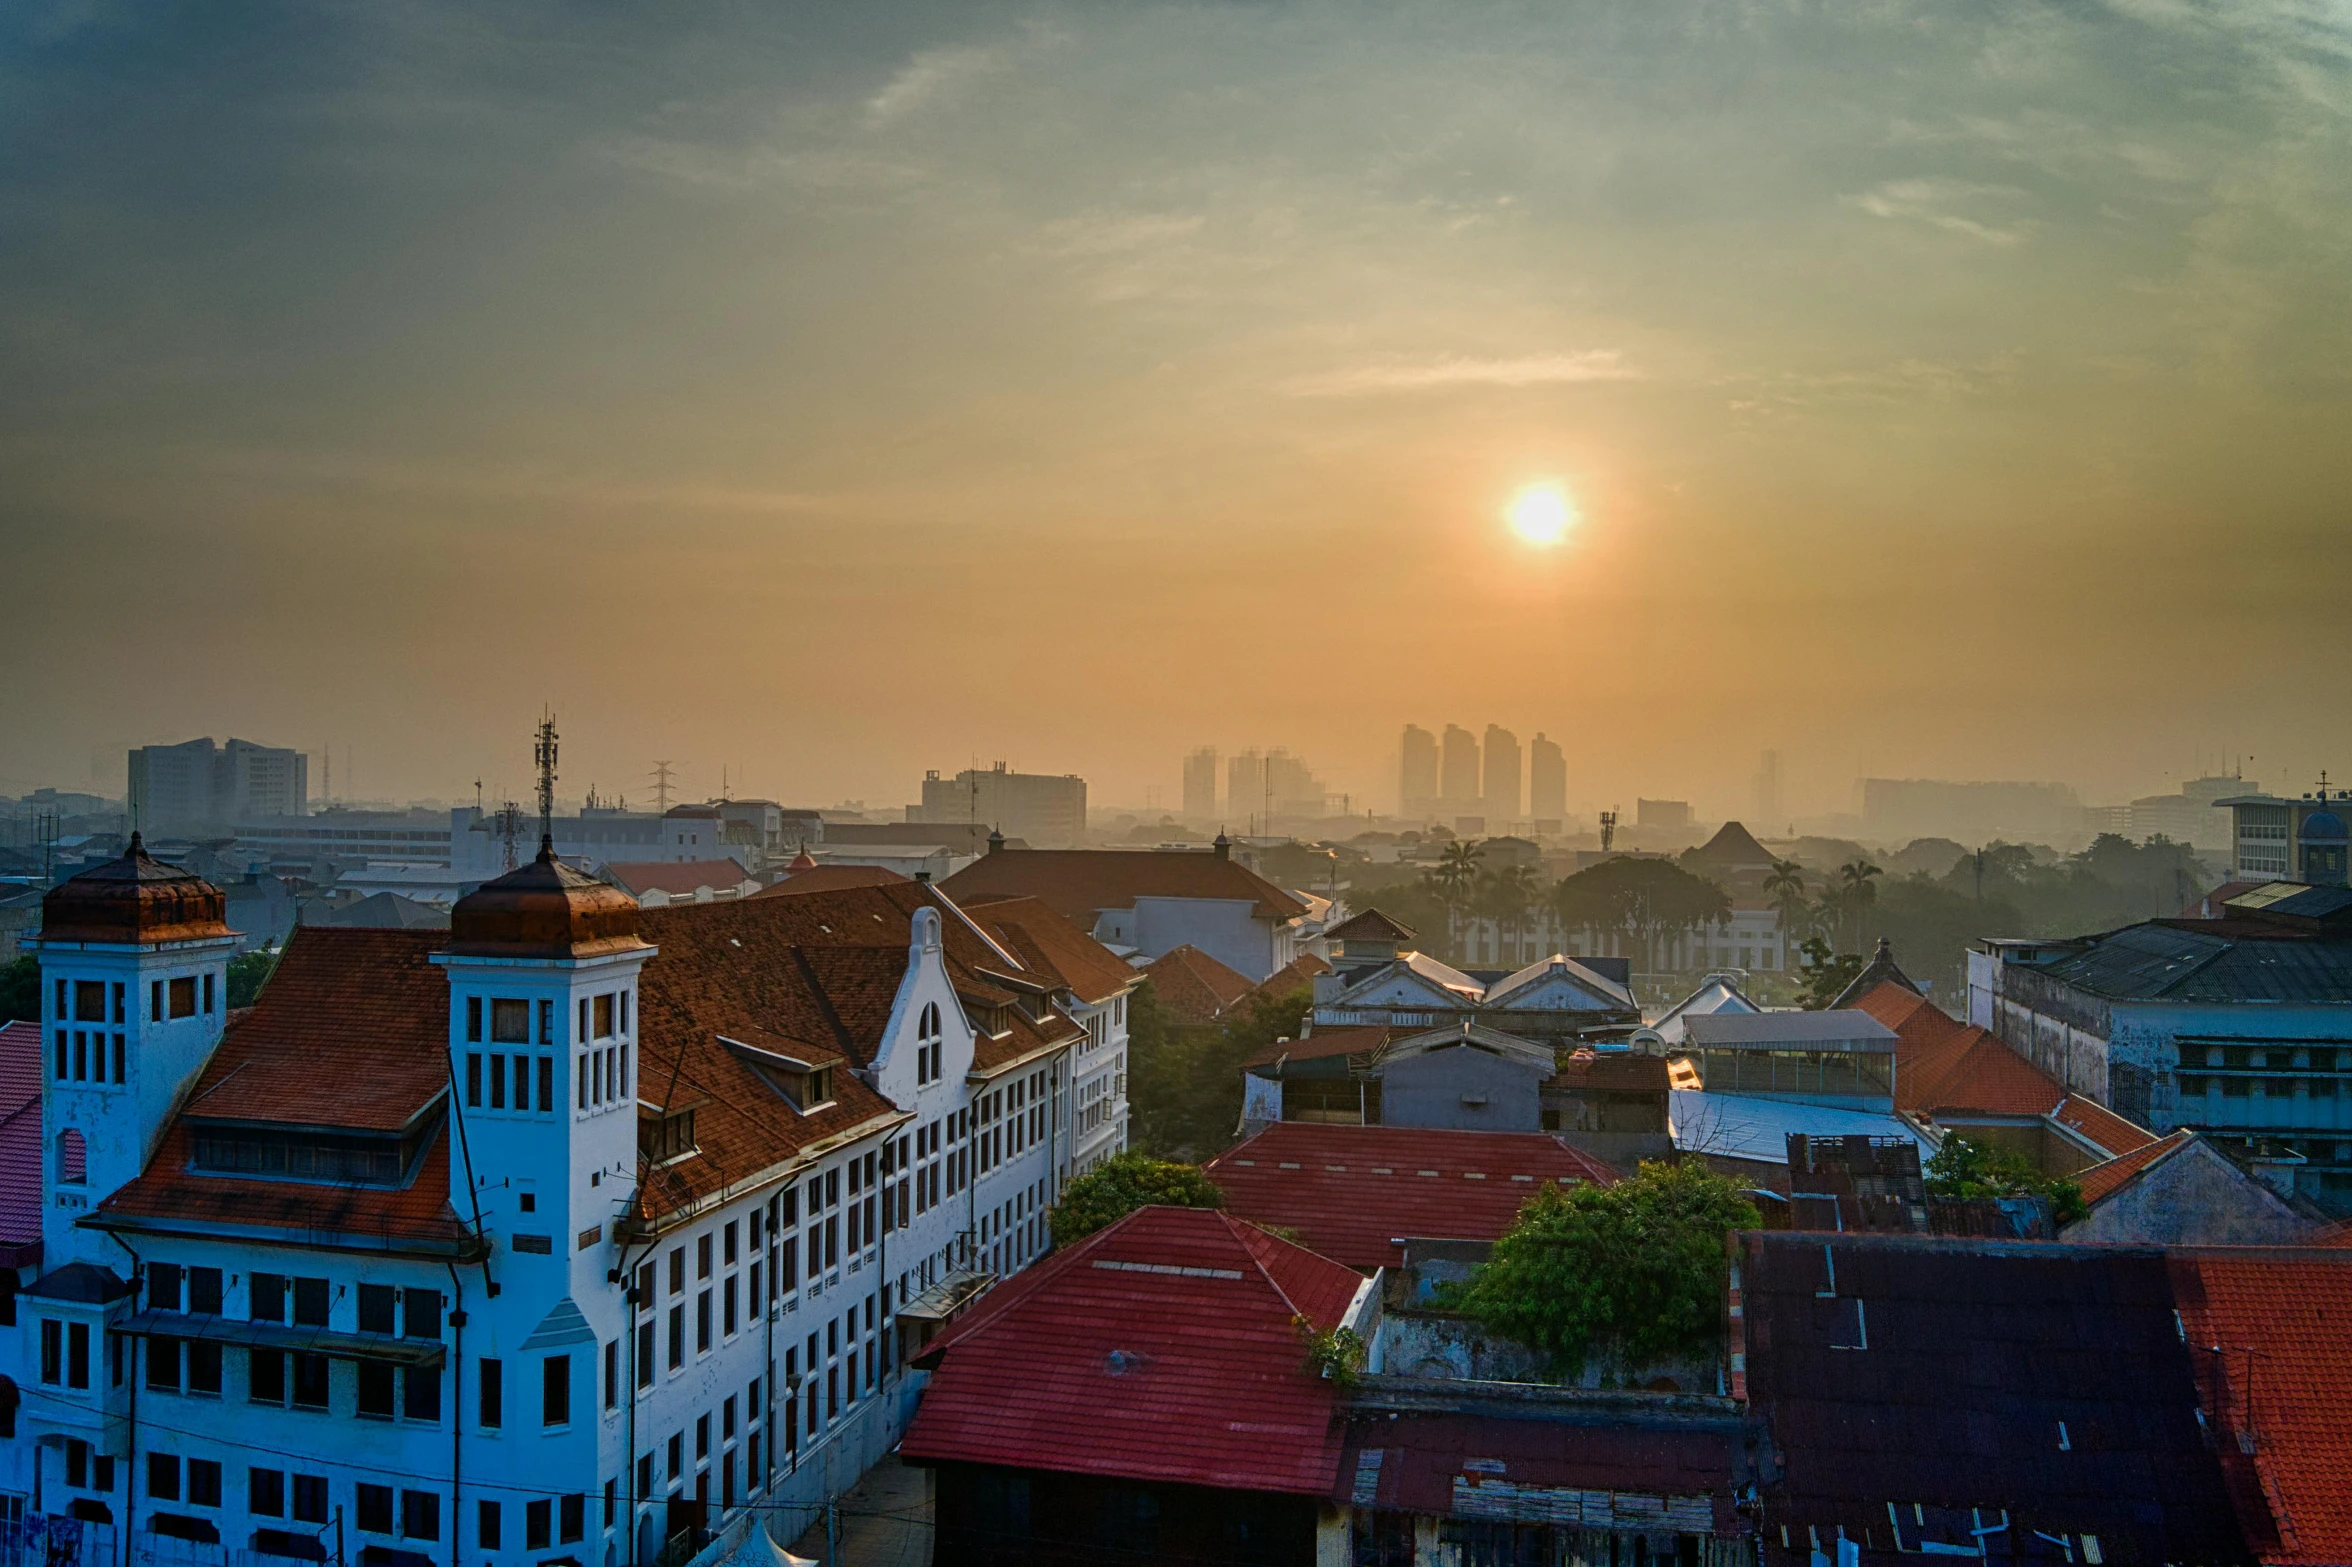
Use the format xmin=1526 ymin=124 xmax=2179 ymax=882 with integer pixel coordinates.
xmin=39 ymin=833 xmax=233 ymax=945
xmin=448 ymin=842 xmax=647 ymax=960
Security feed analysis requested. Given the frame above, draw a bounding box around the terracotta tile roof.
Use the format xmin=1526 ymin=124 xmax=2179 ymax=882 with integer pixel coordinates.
xmin=2170 ymin=1248 xmax=2352 ymax=1565
xmin=1548 ymin=1050 xmax=1671 ymax=1093
xmin=1 ymin=1020 xmax=42 ymax=1251
xmin=1243 ymin=1024 xmax=1391 ymax=1070
xmin=1204 ymin=1123 xmax=1616 ymax=1271
xmin=1253 ymin=952 xmax=1331 ymax=1000
xmin=98 ymin=1121 xmax=476 ymax=1253
xmin=754 ymin=864 xmax=910 ymax=894
xmin=1142 ymin=944 xmax=1258 ymax=1026
xmin=901 ymin=1205 xmax=1360 ymax=1494
xmin=2051 ymin=1093 xmax=2160 ymax=1159
xmin=962 ymin=895 xmax=1138 ymax=1006
xmin=2074 ymin=1128 xmax=2196 ymax=1205
xmin=603 ymin=859 xmax=755 ymax=897
xmin=942 ymin=849 xmax=1309 ymax=923
xmin=169 ymin=926 xmax=456 ymax=1132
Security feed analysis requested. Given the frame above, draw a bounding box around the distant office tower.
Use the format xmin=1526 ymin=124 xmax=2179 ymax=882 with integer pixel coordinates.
xmin=1261 ymin=749 xmax=1328 ymax=818
xmin=1228 ymin=750 xmax=1266 ymax=827
xmin=1400 ymin=725 xmax=1439 ymax=816
xmin=1637 ymin=798 xmax=1693 ymax=830
xmin=1483 ymin=726 xmax=1522 ymax=820
xmin=1441 ymin=725 xmax=1481 ymax=809
xmin=915 ymin=763 xmax=1088 ymax=845
xmin=1752 ymin=750 xmax=1782 ymax=826
xmin=127 ymin=736 xmax=309 ymax=834
xmin=1182 ymin=747 xmax=1220 ymax=820
xmin=1529 ymin=734 xmax=1566 ymax=824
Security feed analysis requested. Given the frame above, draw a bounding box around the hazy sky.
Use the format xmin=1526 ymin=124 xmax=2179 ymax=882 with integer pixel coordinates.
xmin=4 ymin=0 xmax=2348 ymax=821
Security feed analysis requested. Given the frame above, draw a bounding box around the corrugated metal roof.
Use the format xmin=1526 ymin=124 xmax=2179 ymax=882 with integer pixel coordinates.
xmin=2035 ymin=922 xmax=2352 ymax=1004
xmin=1683 ymin=1011 xmax=1898 ymax=1048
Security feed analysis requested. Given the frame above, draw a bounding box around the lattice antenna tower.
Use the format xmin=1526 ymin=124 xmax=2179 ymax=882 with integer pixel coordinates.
xmin=534 ymin=711 xmax=560 ymax=854
xmin=1599 ymin=808 xmax=1618 ymax=853
xmin=651 ymin=760 xmax=676 ymax=816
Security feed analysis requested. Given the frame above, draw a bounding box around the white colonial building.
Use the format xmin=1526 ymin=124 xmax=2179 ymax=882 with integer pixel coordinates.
xmin=3 ymin=836 xmax=1133 ymax=1567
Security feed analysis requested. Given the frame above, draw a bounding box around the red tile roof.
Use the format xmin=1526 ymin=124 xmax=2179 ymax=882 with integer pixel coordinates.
xmin=901 ymin=1206 xmax=1361 ymax=1494
xmin=98 ymin=1121 xmax=476 ymax=1253
xmin=2074 ymin=1128 xmax=2195 ymax=1205
xmin=604 ymin=859 xmax=755 ymax=898
xmin=1325 ymin=908 xmax=1416 ymax=944
xmin=963 ymin=895 xmax=1138 ymax=1006
xmin=943 ymin=849 xmax=1308 ymax=923
xmin=1340 ymin=1412 xmax=1739 ymax=1523
xmin=1253 ymin=952 xmax=1331 ymax=1000
xmin=2051 ymin=1093 xmax=2160 ymax=1159
xmin=2170 ymin=1248 xmax=2352 ymax=1565
xmin=1142 ymin=944 xmax=1258 ymax=1026
xmin=1204 ymin=1123 xmax=1617 ymax=1271
xmin=1 ymin=1020 xmax=43 ymax=1252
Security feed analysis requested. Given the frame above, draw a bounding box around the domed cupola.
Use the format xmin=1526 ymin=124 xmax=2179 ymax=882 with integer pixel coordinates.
xmin=40 ymin=832 xmax=233 ymax=946
xmin=450 ymin=840 xmax=648 ymax=959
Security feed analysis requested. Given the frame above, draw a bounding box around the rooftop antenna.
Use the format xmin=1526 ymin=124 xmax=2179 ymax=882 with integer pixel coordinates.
xmin=534 ymin=711 xmax=559 ymax=855
xmin=497 ymin=800 xmax=523 ymax=872
xmin=651 ymin=759 xmax=675 ymax=815
xmin=1599 ymin=808 xmax=1618 ymax=853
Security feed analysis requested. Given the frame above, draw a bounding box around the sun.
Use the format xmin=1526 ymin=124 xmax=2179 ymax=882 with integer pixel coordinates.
xmin=1504 ymin=481 xmax=1576 ymax=547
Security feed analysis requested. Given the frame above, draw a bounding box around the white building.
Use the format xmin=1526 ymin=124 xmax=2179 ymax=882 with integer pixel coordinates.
xmin=5 ymin=835 xmax=1133 ymax=1564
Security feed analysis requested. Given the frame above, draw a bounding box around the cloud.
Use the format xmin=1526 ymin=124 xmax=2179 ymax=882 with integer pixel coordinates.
xmin=1847 ymin=178 xmax=2033 ymax=245
xmin=867 ymin=44 xmax=1005 ymax=125
xmin=1279 ymin=351 xmax=1637 ymax=397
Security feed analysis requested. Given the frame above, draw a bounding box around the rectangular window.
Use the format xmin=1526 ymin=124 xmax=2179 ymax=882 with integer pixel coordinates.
xmin=358 ymin=1285 xmax=397 ymax=1336
xmin=604 ymin=1339 xmax=619 ymax=1410
xmin=189 ymin=1267 xmax=223 ymax=1315
xmin=188 ymin=1342 xmax=222 ymax=1396
xmin=291 ymin=1354 xmax=329 ymax=1409
xmin=539 ymin=998 xmax=554 ymax=1045
xmin=148 ymin=1453 xmax=181 ymax=1501
xmin=479 ymin=1358 xmax=502 ymax=1428
xmin=698 ymin=1233 xmax=714 ymax=1279
xmin=292 ymin=1474 xmax=329 ymax=1525
xmin=491 ymin=998 xmax=530 ymax=1044
xmin=668 ymin=1305 xmax=684 ymax=1370
xmin=68 ymin=1322 xmax=90 ymax=1389
xmin=168 ymin=976 xmax=198 ymax=1019
xmin=696 ymin=1291 xmax=712 ymax=1353
xmin=724 ymin=1277 xmax=738 ymax=1337
xmin=250 ymin=1273 xmax=287 ymax=1323
xmin=559 ymin=1494 xmax=584 ymax=1544
xmin=636 ymin=1321 xmax=653 ymax=1389
xmin=543 ymin=1354 xmax=571 ymax=1427
xmin=466 ymin=1053 xmax=482 ymax=1107
xmin=404 ymin=1289 xmax=442 ymax=1340
xmin=594 ymin=993 xmax=616 ymax=1038
xmin=203 ymin=972 xmax=215 ymax=1013
xmin=696 ymin=1413 xmax=710 ymax=1460
xmin=466 ymin=996 xmax=483 ymax=1043
xmin=189 ymin=1459 xmax=221 ymax=1508
xmin=404 ymin=1365 xmax=441 ymax=1422
xmin=489 ymin=1055 xmax=506 ymax=1110
xmin=515 ymin=1053 xmax=530 ymax=1110
xmin=400 ymin=1490 xmax=439 ymax=1542
xmin=249 ymin=1468 xmax=285 ymax=1518
xmin=291 ymin=1278 xmax=329 ymax=1328
xmin=75 ymin=980 xmax=107 ymax=1022
xmin=149 ymin=1336 xmax=183 ymax=1392
xmin=248 ymin=1349 xmax=286 ymax=1405
xmin=578 ymin=1053 xmax=589 ymax=1111
xmin=526 ymin=1501 xmax=551 ymax=1552
xmin=478 ymin=1501 xmax=501 ymax=1551
xmin=538 ymin=1054 xmax=554 ymax=1114
xmin=149 ymin=979 xmax=162 ymax=1022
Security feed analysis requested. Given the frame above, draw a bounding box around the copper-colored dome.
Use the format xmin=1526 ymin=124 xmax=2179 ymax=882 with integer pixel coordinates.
xmin=449 ymin=843 xmax=649 ymax=959
xmin=40 ymin=833 xmax=234 ymax=945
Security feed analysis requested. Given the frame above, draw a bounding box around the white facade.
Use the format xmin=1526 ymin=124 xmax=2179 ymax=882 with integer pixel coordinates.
xmin=4 ymin=888 xmax=1129 ymax=1567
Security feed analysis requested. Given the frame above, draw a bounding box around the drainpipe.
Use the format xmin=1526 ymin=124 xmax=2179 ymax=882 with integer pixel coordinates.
xmin=443 ymin=1262 xmax=466 ymax=1567
xmin=106 ymin=1232 xmax=143 ymax=1567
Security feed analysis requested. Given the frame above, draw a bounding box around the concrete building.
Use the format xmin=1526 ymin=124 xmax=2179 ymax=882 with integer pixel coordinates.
xmin=1181 ymin=747 xmax=1218 ymax=821
xmin=1399 ymin=725 xmax=1438 ymax=819
xmin=128 ymin=739 xmax=309 ymax=836
xmin=4 ymin=836 xmax=1132 ymax=1564
xmin=1527 ymin=734 xmax=1566 ymax=829
xmin=1636 ymin=798 xmax=1691 ymax=831
xmin=2216 ymin=781 xmax=2352 ymax=884
xmin=233 ymin=809 xmax=454 ymax=876
xmin=1481 ymin=725 xmax=1521 ymax=822
xmin=1439 ymin=726 xmax=1479 ymax=813
xmin=912 ymin=764 xmax=1087 ymax=847
xmin=1968 ymin=882 xmax=2352 ymax=1211
xmin=1861 ymin=777 xmax=2078 ymax=846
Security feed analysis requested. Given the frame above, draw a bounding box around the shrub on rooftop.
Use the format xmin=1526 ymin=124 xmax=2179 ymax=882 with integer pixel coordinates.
xmin=1048 ymin=1152 xmax=1223 ymax=1246
xmin=1925 ymin=1135 xmax=2087 ymax=1226
xmin=1441 ymin=1159 xmax=1758 ymax=1378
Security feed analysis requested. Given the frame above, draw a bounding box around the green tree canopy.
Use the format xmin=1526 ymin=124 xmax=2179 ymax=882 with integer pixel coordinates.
xmin=1551 ymin=855 xmax=1730 ymax=969
xmin=227 ymin=947 xmax=280 ymax=1009
xmin=1 ymin=954 xmax=36 ymax=1023
xmin=1444 ymin=1160 xmax=1759 ymax=1376
xmin=1126 ymin=983 xmax=1311 ymax=1159
xmin=1048 ymin=1152 xmax=1225 ymax=1245
xmin=1925 ymin=1135 xmax=2087 ymax=1226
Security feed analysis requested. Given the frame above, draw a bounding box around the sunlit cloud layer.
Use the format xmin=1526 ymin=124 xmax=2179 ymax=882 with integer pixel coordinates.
xmin=0 ymin=0 xmax=2346 ymax=814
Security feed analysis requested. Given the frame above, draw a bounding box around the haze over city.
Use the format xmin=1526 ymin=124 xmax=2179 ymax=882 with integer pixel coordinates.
xmin=5 ymin=0 xmax=2349 ymax=818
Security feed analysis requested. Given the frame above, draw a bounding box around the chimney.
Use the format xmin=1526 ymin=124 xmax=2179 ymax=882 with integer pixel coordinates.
xmin=1213 ymin=830 xmax=1231 ymax=862
xmin=987 ymin=827 xmax=1004 ymax=855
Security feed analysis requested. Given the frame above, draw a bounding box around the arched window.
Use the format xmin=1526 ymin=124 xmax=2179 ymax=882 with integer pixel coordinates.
xmin=57 ymin=1129 xmax=87 ymax=1186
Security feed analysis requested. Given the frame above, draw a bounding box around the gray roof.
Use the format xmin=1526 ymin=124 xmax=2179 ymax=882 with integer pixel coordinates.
xmin=2034 ymin=921 xmax=2352 ymax=1004
xmin=1681 ymin=1009 xmax=1898 ymax=1049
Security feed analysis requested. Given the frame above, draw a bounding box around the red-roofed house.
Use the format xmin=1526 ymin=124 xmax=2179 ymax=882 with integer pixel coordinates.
xmin=2062 ymin=1130 xmax=2324 ymax=1244
xmin=904 ymin=1204 xmax=1368 ymax=1565
xmin=1140 ymin=942 xmax=1257 ymax=1027
xmin=2171 ymin=1247 xmax=2352 ymax=1566
xmin=603 ymin=857 xmax=760 ymax=905
xmin=1205 ymin=1122 xmax=1616 ymax=1271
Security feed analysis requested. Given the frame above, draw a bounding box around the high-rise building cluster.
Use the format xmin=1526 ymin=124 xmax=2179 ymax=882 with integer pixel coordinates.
xmin=1176 ymin=748 xmax=1330 ymax=826
xmin=1400 ymin=724 xmax=1566 ymax=828
xmin=126 ymin=737 xmax=309 ymax=835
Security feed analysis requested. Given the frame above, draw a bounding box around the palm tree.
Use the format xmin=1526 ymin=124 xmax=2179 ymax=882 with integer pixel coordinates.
xmin=1764 ymin=858 xmax=1813 ymax=942
xmin=1477 ymin=863 xmax=1543 ymax=965
xmin=1428 ymin=839 xmax=1487 ymax=959
xmin=1836 ymin=858 xmax=1882 ymax=949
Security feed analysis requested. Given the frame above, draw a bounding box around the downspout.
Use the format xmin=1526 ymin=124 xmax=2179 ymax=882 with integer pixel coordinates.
xmin=105 ymin=1232 xmax=143 ymax=1567
xmin=443 ymin=1262 xmax=466 ymax=1567
xmin=613 ymin=1214 xmax=655 ymax=1567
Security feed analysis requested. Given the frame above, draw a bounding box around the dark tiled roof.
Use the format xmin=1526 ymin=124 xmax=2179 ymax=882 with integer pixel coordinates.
xmin=2031 ymin=921 xmax=2352 ymax=1004
xmin=963 ymin=896 xmax=1138 ymax=1005
xmin=99 ymin=1122 xmax=477 ymax=1253
xmin=1254 ymin=952 xmax=1332 ymax=1000
xmin=901 ymin=1206 xmax=1360 ymax=1494
xmin=1338 ymin=1411 xmax=1740 ymax=1530
xmin=2172 ymin=1248 xmax=2352 ymax=1565
xmin=1205 ymin=1123 xmax=1615 ymax=1272
xmin=1244 ymin=1024 xmax=1392 ymax=1071
xmin=1738 ymin=1233 xmax=2245 ymax=1567
xmin=754 ymin=864 xmax=911 ymax=894
xmin=943 ymin=849 xmax=1308 ymax=923
xmin=1325 ymin=908 xmax=1416 ymax=944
